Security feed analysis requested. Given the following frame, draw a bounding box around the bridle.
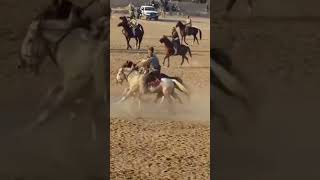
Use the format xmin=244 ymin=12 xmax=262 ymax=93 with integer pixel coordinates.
xmin=119 ymin=64 xmax=144 ymax=83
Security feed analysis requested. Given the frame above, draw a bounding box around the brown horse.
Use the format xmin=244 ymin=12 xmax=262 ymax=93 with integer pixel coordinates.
xmin=176 ymin=21 xmax=202 ymax=46
xmin=117 ymin=16 xmax=144 ymax=50
xmin=159 ymin=35 xmax=192 ymax=68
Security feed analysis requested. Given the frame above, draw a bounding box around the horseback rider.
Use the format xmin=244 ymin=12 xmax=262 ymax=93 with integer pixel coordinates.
xmin=129 ymin=16 xmax=138 ymax=37
xmin=39 ymin=0 xmax=89 ymax=30
xmin=140 ymin=47 xmax=161 ymax=94
xmin=128 ymin=2 xmax=135 ymax=19
xmin=137 ymin=7 xmax=142 ymax=19
xmin=167 ymin=27 xmax=180 ymax=55
xmin=184 ymin=15 xmax=192 ymax=35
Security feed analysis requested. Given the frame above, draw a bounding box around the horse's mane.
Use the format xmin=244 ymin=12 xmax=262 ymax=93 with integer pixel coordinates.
xmin=160 ymin=36 xmax=172 ymax=45
xmin=176 ymin=21 xmax=183 ymax=26
xmin=120 ymin=16 xmax=128 ymax=23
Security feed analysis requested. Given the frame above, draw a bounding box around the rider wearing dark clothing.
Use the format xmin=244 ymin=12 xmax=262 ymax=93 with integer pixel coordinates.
xmin=42 ymin=0 xmax=81 ymax=19
xmin=169 ymin=27 xmax=180 ymax=54
xmin=54 ymin=0 xmax=75 ymax=19
xmin=137 ymin=8 xmax=142 ymax=19
xmin=39 ymin=0 xmax=89 ymax=30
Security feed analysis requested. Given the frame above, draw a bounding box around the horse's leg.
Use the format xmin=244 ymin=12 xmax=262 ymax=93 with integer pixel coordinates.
xmin=160 ymin=96 xmax=165 ymax=104
xmin=194 ymin=35 xmax=199 ymax=45
xmin=118 ymin=88 xmax=134 ymax=103
xmin=192 ymin=35 xmax=196 ymax=45
xmin=180 ymin=56 xmax=185 ymax=67
xmin=39 ymin=84 xmax=63 ymax=109
xmin=167 ymin=56 xmax=170 ymax=68
xmin=26 ymin=85 xmax=76 ymax=133
xmin=162 ymin=56 xmax=167 ymax=66
xmin=138 ymin=36 xmax=142 ymax=50
xmin=135 ymin=37 xmax=138 ymax=49
xmin=185 ymin=55 xmax=189 ymax=64
xmin=172 ymin=91 xmax=183 ymax=104
xmin=184 ymin=36 xmax=189 ymax=46
xmin=126 ymin=37 xmax=130 ymax=50
xmin=154 ymin=93 xmax=163 ymax=103
xmin=122 ymin=88 xmax=129 ymax=96
xmin=128 ymin=38 xmax=132 ymax=49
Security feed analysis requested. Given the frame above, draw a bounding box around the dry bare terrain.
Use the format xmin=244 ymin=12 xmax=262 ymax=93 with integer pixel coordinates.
xmin=110 ymin=14 xmax=210 ymax=179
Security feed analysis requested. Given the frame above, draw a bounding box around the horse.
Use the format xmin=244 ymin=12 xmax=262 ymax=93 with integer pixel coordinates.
xmin=115 ymin=66 xmax=190 ymax=112
xmin=121 ymin=60 xmax=188 ymax=92
xmin=18 ymin=20 xmax=58 ymax=75
xmin=159 ymin=35 xmax=192 ymax=68
xmin=117 ymin=16 xmax=144 ymax=50
xmin=176 ymin=21 xmax=202 ymax=46
xmin=19 ymin=18 xmax=108 ymax=147
xmin=18 ymin=16 xmax=108 ymax=74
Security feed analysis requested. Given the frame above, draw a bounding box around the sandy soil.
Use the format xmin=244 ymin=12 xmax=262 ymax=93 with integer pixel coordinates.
xmin=110 ymin=14 xmax=210 ymax=179
xmin=213 ymin=18 xmax=320 ymax=180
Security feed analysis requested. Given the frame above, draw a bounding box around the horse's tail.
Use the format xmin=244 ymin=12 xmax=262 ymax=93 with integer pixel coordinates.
xmin=172 ymin=79 xmax=190 ymax=96
xmin=198 ymin=29 xmax=202 ymax=40
xmin=139 ymin=24 xmax=144 ymax=35
xmin=172 ymin=76 xmax=183 ymax=84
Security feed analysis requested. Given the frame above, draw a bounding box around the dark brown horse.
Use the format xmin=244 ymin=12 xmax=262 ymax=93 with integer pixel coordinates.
xmin=159 ymin=35 xmax=192 ymax=68
xmin=117 ymin=16 xmax=144 ymax=50
xmin=176 ymin=21 xmax=202 ymax=46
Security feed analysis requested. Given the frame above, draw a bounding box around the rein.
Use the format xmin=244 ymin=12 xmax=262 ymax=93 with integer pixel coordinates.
xmin=122 ymin=65 xmax=141 ymax=82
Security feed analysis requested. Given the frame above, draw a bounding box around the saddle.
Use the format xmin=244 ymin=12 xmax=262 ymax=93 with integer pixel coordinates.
xmin=147 ymin=78 xmax=161 ymax=88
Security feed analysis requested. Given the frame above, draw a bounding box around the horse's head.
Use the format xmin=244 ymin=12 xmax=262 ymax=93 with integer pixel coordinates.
xmin=18 ymin=20 xmax=44 ymax=75
xmin=116 ymin=67 xmax=125 ymax=85
xmin=159 ymin=35 xmax=168 ymax=43
xmin=117 ymin=22 xmax=123 ymax=27
xmin=122 ymin=60 xmax=135 ymax=68
xmin=119 ymin=16 xmax=128 ymax=23
xmin=176 ymin=21 xmax=183 ymax=28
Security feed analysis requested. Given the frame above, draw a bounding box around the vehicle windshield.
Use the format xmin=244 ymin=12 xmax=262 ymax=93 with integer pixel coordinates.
xmin=145 ymin=7 xmax=156 ymax=11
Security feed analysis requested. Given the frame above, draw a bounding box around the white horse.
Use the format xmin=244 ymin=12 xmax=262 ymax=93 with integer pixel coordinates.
xmin=19 ymin=18 xmax=108 ymax=143
xmin=115 ymin=67 xmax=189 ymax=112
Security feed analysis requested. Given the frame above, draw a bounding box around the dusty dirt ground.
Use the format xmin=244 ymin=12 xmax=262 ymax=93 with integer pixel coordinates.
xmin=213 ymin=18 xmax=320 ymax=179
xmin=110 ymin=14 xmax=210 ymax=179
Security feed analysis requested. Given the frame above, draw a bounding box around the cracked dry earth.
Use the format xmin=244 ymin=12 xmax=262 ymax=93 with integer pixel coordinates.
xmin=110 ymin=14 xmax=210 ymax=179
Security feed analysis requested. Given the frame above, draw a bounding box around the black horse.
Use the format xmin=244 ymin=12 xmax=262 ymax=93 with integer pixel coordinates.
xmin=176 ymin=21 xmax=202 ymax=45
xmin=117 ymin=16 xmax=144 ymax=50
xmin=159 ymin=35 xmax=192 ymax=68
